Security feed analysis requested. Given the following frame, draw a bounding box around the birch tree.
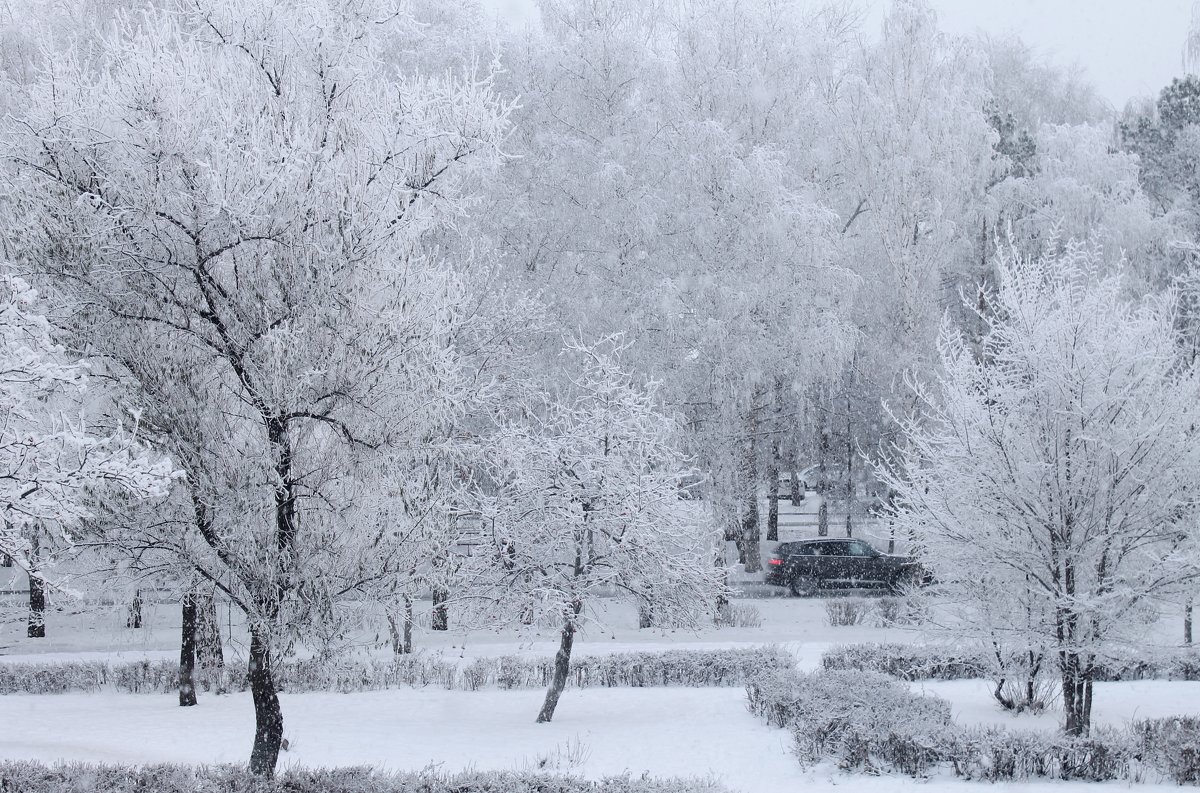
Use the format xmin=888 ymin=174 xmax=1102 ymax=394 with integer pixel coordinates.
xmin=882 ymin=241 xmax=1200 ymax=736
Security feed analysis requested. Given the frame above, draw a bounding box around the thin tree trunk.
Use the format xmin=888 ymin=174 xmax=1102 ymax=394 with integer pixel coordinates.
xmin=844 ymin=388 xmax=854 ymax=538
xmin=432 ymin=586 xmax=449 ymax=631
xmin=127 ymin=590 xmax=143 ymax=629
xmin=714 ymin=546 xmax=731 ymax=625
xmin=27 ymin=532 xmax=44 ymax=639
xmin=767 ymin=442 xmax=780 ymax=542
xmin=179 ymin=594 xmax=197 ymax=707
xmin=638 ymin=601 xmax=653 ymax=629
xmin=817 ymin=501 xmax=828 ymax=537
xmin=387 ymin=595 xmax=414 ymax=655
xmin=1186 ymin=600 xmax=1193 ymax=645
xmin=403 ymin=595 xmax=413 ymax=653
xmin=247 ymin=628 xmax=284 ymax=777
xmin=27 ymin=571 xmax=45 ymax=638
xmin=195 ymin=590 xmax=225 ymax=670
xmin=536 ymin=600 xmax=583 ymax=723
xmin=741 ymin=399 xmax=762 ymax=573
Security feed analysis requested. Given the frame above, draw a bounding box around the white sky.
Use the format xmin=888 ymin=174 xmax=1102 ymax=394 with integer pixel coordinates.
xmin=478 ymin=0 xmax=1195 ymax=109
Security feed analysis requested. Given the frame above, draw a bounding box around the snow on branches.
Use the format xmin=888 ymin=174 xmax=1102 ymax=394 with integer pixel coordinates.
xmin=881 ymin=240 xmax=1200 ymax=735
xmin=0 ymin=274 xmax=175 ymax=568
xmin=465 ymin=336 xmax=726 ymax=721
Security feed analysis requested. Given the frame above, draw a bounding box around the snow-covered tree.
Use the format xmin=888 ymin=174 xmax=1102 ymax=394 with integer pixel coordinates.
xmin=0 ymin=274 xmax=174 ymax=636
xmin=881 ymin=241 xmax=1200 ymax=736
xmin=5 ymin=0 xmax=507 ymax=775
xmin=466 ymin=337 xmax=727 ymax=723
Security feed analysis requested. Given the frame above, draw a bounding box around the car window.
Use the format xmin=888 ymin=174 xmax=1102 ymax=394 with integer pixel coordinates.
xmin=819 ymin=541 xmax=848 ymax=556
xmin=793 ymin=544 xmax=814 ymax=555
xmin=848 ymin=541 xmax=877 ymax=557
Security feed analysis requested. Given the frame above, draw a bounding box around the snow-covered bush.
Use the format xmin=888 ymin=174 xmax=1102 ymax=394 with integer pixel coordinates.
xmin=0 ymin=762 xmax=729 ymax=792
xmin=870 ymin=596 xmax=927 ymax=627
xmin=750 ymin=664 xmax=1192 ymax=783
xmin=1132 ymin=717 xmax=1200 ymax=784
xmin=0 ymin=647 xmax=791 ymax=695
xmin=714 ymin=602 xmax=762 ymax=628
xmin=949 ymin=727 xmax=1133 ymax=782
xmin=819 ymin=642 xmax=1200 ymax=683
xmin=746 ymin=668 xmax=953 ymax=775
xmin=819 ymin=643 xmax=986 ymax=680
xmin=823 ymin=598 xmax=870 ymax=626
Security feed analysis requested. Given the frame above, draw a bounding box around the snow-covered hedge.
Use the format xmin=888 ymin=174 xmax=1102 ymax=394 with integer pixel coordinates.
xmin=1133 ymin=717 xmax=1200 ymax=784
xmin=820 ymin=642 xmax=1200 ymax=682
xmin=747 ymin=667 xmax=1196 ymax=783
xmin=819 ymin=643 xmax=985 ymax=680
xmin=0 ymin=646 xmax=793 ymax=695
xmin=0 ymin=763 xmax=727 ymax=792
xmin=949 ymin=727 xmax=1133 ymax=782
xmin=745 ymin=668 xmax=953 ymax=775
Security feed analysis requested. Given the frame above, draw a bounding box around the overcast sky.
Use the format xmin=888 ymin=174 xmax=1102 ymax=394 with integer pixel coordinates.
xmin=479 ymin=0 xmax=1195 ymax=110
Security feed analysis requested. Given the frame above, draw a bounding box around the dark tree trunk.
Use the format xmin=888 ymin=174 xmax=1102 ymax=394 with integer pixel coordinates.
xmin=767 ymin=443 xmax=780 ymax=542
xmin=1061 ymin=661 xmax=1093 ymax=737
xmin=844 ymin=389 xmax=854 ymax=538
xmin=247 ymin=629 xmax=283 ymax=777
xmin=27 ymin=532 xmax=44 ymax=638
xmin=1186 ymin=600 xmax=1193 ymax=645
xmin=431 ymin=587 xmax=449 ymax=631
xmin=638 ymin=601 xmax=653 ymax=629
xmin=817 ymin=501 xmax=828 ymax=537
xmin=741 ymin=398 xmax=762 ymax=573
xmin=404 ymin=595 xmax=413 ymax=652
xmin=536 ymin=600 xmax=583 ymax=723
xmin=714 ymin=547 xmax=731 ymax=624
xmin=179 ymin=595 xmax=197 ymax=707
xmin=27 ymin=571 xmax=45 ymax=638
xmin=387 ymin=595 xmax=414 ymax=655
xmin=246 ymin=415 xmax=295 ymax=778
xmin=196 ymin=590 xmax=225 ymax=670
xmin=127 ymin=590 xmax=143 ymax=629
xmin=790 ymin=470 xmax=802 ymax=504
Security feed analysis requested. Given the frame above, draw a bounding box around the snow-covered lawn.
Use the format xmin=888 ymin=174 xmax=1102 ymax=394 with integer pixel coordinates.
xmin=0 ymin=684 xmax=1193 ymax=792
xmin=0 ymin=595 xmax=1196 ymax=792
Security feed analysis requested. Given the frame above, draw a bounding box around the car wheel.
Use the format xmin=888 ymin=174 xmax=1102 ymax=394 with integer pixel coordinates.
xmin=789 ymin=574 xmax=819 ymax=597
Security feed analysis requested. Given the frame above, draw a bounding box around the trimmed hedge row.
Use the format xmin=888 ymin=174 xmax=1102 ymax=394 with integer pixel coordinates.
xmin=820 ymin=642 xmax=1200 ymax=682
xmin=0 ymin=763 xmax=727 ymax=793
xmin=0 ymin=646 xmax=794 ymax=696
xmin=746 ymin=667 xmax=1200 ymax=783
xmin=746 ymin=668 xmax=954 ymax=776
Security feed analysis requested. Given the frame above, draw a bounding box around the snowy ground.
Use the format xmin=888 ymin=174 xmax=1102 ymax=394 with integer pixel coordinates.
xmin=0 ymin=593 xmax=1195 ymax=792
xmin=2 ymin=683 xmax=1194 ymax=792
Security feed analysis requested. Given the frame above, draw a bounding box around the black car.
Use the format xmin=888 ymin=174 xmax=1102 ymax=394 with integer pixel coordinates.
xmin=765 ymin=538 xmax=923 ymax=596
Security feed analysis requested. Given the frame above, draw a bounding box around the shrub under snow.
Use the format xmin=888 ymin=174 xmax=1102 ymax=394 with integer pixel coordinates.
xmin=819 ymin=642 xmax=1200 ymax=683
xmin=0 ymin=646 xmax=793 ymax=696
xmin=0 ymin=763 xmax=728 ymax=793
xmin=748 ymin=664 xmax=1198 ymax=783
xmin=745 ymin=668 xmax=953 ymax=775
